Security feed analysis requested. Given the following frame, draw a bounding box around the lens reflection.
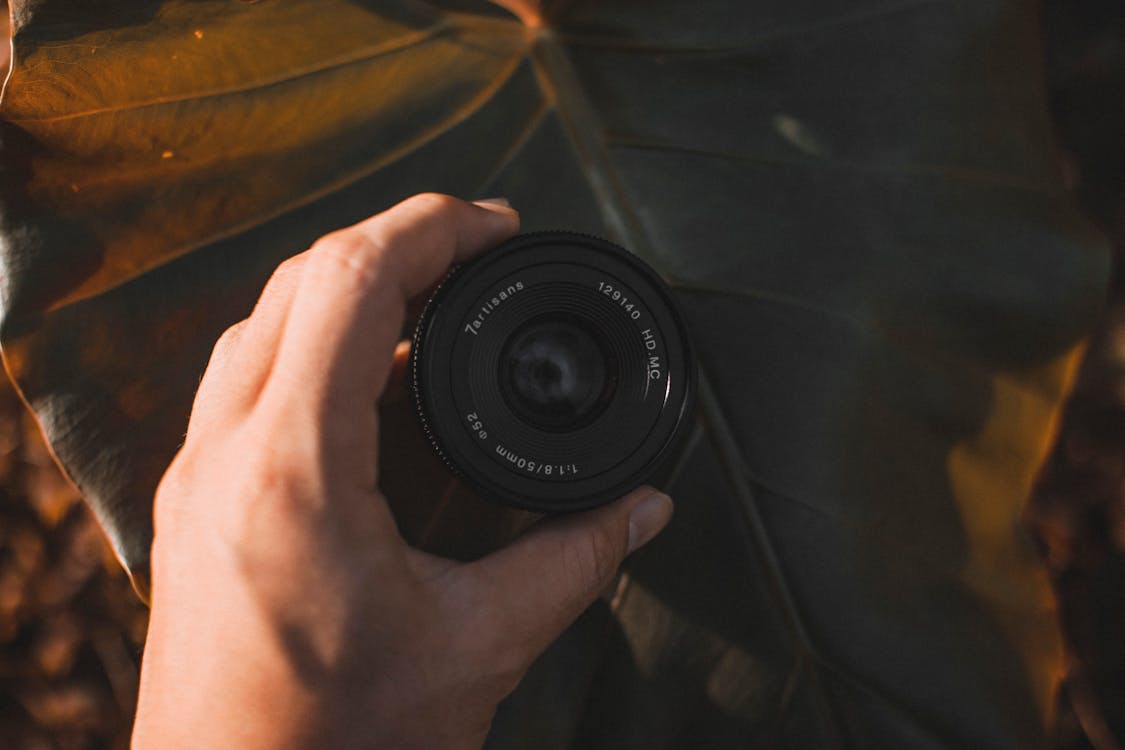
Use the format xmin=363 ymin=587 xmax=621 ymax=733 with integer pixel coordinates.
xmin=500 ymin=317 xmax=616 ymax=431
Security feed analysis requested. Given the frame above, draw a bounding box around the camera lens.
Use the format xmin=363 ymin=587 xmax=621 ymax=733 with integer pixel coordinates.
xmin=410 ymin=231 xmax=695 ymax=513
xmin=500 ymin=315 xmax=617 ymax=431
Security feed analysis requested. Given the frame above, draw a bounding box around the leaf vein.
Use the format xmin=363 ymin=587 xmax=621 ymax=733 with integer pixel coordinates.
xmin=40 ymin=49 xmax=529 ymax=313
xmin=6 ymin=23 xmax=450 ymax=124
xmin=608 ymin=137 xmax=1054 ymax=194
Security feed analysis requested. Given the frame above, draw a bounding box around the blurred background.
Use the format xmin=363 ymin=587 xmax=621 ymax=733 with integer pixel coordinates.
xmin=0 ymin=1 xmax=1122 ymax=748
xmin=1026 ymin=3 xmax=1125 ymax=748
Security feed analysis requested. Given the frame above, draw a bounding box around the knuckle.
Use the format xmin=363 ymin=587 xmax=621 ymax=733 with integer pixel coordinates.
xmin=195 ymin=319 xmax=250 ymax=404
xmin=310 ymin=230 xmax=370 ymax=264
xmin=213 ymin=320 xmax=246 ymax=352
xmin=242 ymin=461 xmax=301 ymax=517
xmin=205 ymin=321 xmax=247 ymax=370
xmin=249 ymin=253 xmax=309 ymax=319
xmin=275 ymin=252 xmax=308 ymax=276
xmin=402 ymin=192 xmax=459 ymax=216
xmin=216 ymin=440 xmax=317 ymax=537
xmin=264 ymin=253 xmax=308 ymax=290
xmin=247 ymin=409 xmax=321 ymax=480
xmin=308 ymin=230 xmax=394 ymax=288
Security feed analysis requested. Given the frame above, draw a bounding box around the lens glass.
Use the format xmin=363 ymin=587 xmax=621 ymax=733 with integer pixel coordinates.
xmin=500 ymin=316 xmax=617 ymax=431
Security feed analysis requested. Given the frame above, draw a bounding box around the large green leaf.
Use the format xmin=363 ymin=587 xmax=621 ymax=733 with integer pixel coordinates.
xmin=0 ymin=0 xmax=1110 ymax=746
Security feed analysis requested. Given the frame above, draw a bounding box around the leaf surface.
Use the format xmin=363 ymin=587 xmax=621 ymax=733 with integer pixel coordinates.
xmin=0 ymin=0 xmax=1110 ymax=746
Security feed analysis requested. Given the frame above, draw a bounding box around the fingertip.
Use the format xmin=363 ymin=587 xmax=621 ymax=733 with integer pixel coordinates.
xmin=393 ymin=338 xmax=412 ymax=363
xmin=474 ymin=196 xmax=511 ymax=208
xmin=625 ymin=488 xmax=673 ymax=554
xmin=383 ymin=339 xmax=412 ymax=401
xmin=471 ymin=197 xmax=520 ymax=236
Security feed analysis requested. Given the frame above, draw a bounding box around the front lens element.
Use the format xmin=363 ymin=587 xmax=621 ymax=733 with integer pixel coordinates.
xmin=500 ymin=316 xmax=617 ymax=431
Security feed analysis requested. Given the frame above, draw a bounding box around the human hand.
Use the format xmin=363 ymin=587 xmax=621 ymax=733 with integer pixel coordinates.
xmin=131 ymin=194 xmax=674 ymax=750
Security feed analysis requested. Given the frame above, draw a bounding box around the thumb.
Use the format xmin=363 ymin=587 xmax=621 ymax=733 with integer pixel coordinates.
xmin=464 ymin=486 xmax=673 ymax=662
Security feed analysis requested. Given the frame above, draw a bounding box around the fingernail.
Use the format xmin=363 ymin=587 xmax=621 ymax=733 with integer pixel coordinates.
xmin=627 ymin=491 xmax=673 ymax=553
xmin=472 ymin=198 xmax=519 ymax=233
xmin=474 ymin=196 xmax=511 ymax=208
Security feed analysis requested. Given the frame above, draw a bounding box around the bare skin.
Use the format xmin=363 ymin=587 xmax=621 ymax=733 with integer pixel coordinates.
xmin=131 ymin=194 xmax=674 ymax=749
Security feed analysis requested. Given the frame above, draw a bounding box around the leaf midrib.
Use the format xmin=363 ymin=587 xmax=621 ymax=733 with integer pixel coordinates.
xmin=529 ymin=23 xmax=855 ymax=747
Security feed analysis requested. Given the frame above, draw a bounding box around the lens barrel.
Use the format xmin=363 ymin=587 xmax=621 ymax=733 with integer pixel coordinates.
xmin=410 ymin=232 xmax=695 ymax=513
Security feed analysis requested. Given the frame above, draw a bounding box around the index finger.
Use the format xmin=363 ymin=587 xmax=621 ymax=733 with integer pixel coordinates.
xmin=262 ymin=194 xmax=519 ymax=414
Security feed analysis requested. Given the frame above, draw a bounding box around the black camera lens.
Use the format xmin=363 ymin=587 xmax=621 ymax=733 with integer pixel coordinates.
xmin=500 ymin=315 xmax=617 ymax=431
xmin=410 ymin=232 xmax=695 ymax=513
